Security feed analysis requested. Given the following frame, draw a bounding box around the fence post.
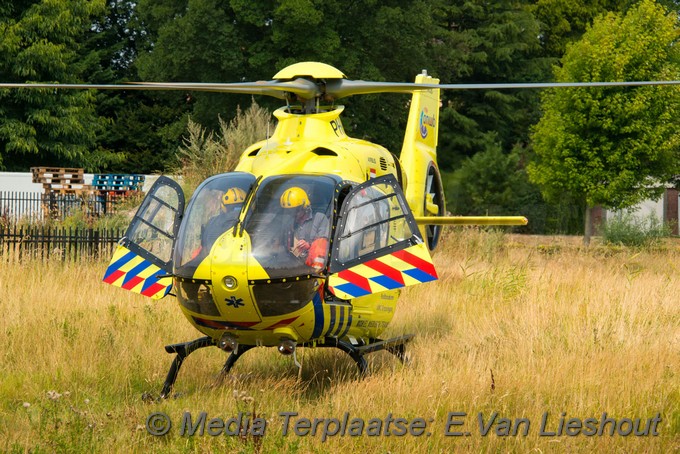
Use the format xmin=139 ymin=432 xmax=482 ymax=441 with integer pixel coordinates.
xmin=93 ymin=228 xmax=100 ymax=259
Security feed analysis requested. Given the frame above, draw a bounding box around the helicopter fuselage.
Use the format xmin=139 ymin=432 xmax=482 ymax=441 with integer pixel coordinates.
xmin=164 ymin=106 xmax=413 ymax=348
xmin=103 ymin=74 xmax=444 ymax=356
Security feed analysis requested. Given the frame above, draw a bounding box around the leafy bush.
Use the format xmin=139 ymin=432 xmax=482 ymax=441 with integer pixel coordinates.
xmin=177 ymin=101 xmax=273 ymax=196
xmin=444 ymin=144 xmax=583 ymax=234
xmin=600 ymin=211 xmax=671 ymax=247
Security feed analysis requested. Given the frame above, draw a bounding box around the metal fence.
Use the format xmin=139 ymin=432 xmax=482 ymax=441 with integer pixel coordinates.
xmin=0 ymin=226 xmax=125 ymax=261
xmin=0 ymin=191 xmax=136 ymax=224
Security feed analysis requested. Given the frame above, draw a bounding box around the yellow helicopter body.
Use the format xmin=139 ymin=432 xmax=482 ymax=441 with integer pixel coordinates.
xmin=99 ymin=62 xmax=525 ymax=396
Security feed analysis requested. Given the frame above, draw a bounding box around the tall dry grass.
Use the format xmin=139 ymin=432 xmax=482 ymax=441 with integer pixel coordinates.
xmin=0 ymin=231 xmax=678 ymax=453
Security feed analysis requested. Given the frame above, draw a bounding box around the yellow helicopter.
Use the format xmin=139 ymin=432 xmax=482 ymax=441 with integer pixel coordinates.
xmin=6 ymin=62 xmax=677 ymax=398
xmin=98 ymin=62 xmax=531 ymax=397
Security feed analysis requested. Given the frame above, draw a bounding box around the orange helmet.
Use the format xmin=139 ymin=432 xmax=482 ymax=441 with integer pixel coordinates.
xmin=280 ymin=187 xmax=310 ymax=209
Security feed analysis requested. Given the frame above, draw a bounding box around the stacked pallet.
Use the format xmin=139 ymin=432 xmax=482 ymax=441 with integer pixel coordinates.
xmin=92 ymin=174 xmax=145 ymax=193
xmin=31 ymin=167 xmax=90 ymax=194
xmin=92 ymin=174 xmax=145 ymax=214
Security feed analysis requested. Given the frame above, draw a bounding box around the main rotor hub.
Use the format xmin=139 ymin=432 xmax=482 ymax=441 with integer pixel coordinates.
xmin=273 ymin=62 xmax=346 ymax=81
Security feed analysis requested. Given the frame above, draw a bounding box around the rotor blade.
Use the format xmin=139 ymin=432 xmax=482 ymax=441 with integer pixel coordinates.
xmin=3 ymin=78 xmax=679 ymax=100
xmin=0 ymin=83 xmax=167 ymax=91
xmin=0 ymin=78 xmax=320 ymax=99
xmin=134 ymin=78 xmax=320 ymax=99
xmin=326 ymin=79 xmax=680 ymax=99
xmin=438 ymin=80 xmax=680 ymax=90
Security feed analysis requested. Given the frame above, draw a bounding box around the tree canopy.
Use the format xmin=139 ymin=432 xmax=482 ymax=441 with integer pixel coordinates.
xmin=528 ymin=0 xmax=680 ymax=242
xmin=1 ymin=0 xmax=643 ymax=174
xmin=0 ymin=0 xmax=108 ymax=170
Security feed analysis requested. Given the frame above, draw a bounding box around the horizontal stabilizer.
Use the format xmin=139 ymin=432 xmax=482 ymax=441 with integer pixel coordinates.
xmin=414 ymin=216 xmax=528 ymax=226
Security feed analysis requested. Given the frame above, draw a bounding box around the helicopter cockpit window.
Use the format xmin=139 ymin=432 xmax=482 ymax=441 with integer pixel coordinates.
xmin=244 ymin=175 xmax=336 ymax=279
xmin=332 ymin=179 xmax=417 ymax=270
xmin=173 ymin=172 xmax=256 ymax=276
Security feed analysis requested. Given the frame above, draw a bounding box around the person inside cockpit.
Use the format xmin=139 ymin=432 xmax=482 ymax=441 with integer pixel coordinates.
xmin=203 ymin=187 xmax=246 ymax=244
xmin=280 ymin=186 xmax=330 ymax=272
xmin=187 ymin=186 xmax=246 ymax=265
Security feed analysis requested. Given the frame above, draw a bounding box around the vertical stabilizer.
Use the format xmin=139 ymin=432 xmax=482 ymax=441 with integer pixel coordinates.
xmin=400 ymin=72 xmax=446 ymax=250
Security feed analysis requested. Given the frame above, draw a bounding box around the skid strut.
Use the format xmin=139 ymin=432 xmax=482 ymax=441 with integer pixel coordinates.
xmin=330 ymin=334 xmax=414 ymax=374
xmin=160 ymin=336 xmax=215 ymax=399
xmin=220 ymin=344 xmax=255 ymax=375
xmin=159 ymin=334 xmax=415 ymax=398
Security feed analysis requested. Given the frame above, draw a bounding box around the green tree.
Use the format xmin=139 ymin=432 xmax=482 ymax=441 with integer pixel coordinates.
xmin=530 ymin=0 xmax=631 ymax=59
xmin=528 ymin=0 xmax=680 ymax=245
xmin=83 ymin=0 xmax=186 ymax=173
xmin=434 ymin=1 xmax=550 ymax=170
xmin=133 ymin=0 xmax=552 ymax=169
xmin=134 ymin=0 xmax=446 ymax=155
xmin=0 ymin=0 xmax=106 ymax=170
xmin=445 ymin=144 xmax=584 ymax=234
xmin=446 ymin=144 xmax=534 ymax=214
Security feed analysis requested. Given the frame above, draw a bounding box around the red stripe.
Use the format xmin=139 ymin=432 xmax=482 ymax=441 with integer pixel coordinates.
xmin=337 ymin=269 xmax=372 ymax=292
xmin=195 ymin=318 xmax=225 ymax=329
xmin=141 ymin=282 xmax=166 ymax=297
xmin=103 ymin=269 xmax=125 ymax=284
xmin=392 ymin=249 xmax=438 ymax=278
xmin=194 ymin=317 xmax=260 ymax=329
xmin=264 ymin=316 xmax=299 ymax=330
xmin=121 ymin=275 xmax=144 ymax=290
xmin=364 ymin=259 xmax=405 ymax=285
xmin=235 ymin=321 xmax=260 ymax=328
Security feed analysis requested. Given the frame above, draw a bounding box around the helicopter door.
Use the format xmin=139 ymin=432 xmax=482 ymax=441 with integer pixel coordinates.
xmin=103 ymin=176 xmax=185 ymax=299
xmin=327 ymin=175 xmax=438 ymax=300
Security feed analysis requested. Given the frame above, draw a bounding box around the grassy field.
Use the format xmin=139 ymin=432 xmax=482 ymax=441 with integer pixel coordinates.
xmin=0 ymin=230 xmax=678 ymax=453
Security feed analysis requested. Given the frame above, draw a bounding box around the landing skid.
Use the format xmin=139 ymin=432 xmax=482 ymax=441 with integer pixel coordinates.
xmin=159 ymin=334 xmax=414 ymax=399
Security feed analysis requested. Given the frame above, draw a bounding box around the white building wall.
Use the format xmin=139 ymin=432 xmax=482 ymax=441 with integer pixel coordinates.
xmin=604 ymin=193 xmax=665 ymax=226
xmin=0 ymin=172 xmax=162 ymax=193
xmin=0 ymin=172 xmax=168 ymax=221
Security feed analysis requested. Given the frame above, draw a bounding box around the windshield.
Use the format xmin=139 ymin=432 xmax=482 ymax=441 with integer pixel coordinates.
xmin=173 ymin=172 xmax=256 ymax=277
xmin=244 ymin=175 xmax=336 ymax=279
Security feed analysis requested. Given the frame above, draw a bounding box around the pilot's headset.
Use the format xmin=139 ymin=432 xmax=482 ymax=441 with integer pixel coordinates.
xmin=221 ymin=187 xmax=246 ymax=212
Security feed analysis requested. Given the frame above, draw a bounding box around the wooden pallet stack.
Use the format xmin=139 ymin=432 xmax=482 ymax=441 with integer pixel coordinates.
xmin=31 ymin=167 xmax=89 ymax=194
xmin=31 ymin=167 xmax=92 ymax=220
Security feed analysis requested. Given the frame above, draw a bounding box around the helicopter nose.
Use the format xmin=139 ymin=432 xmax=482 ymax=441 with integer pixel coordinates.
xmin=277 ymin=338 xmax=296 ymax=356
